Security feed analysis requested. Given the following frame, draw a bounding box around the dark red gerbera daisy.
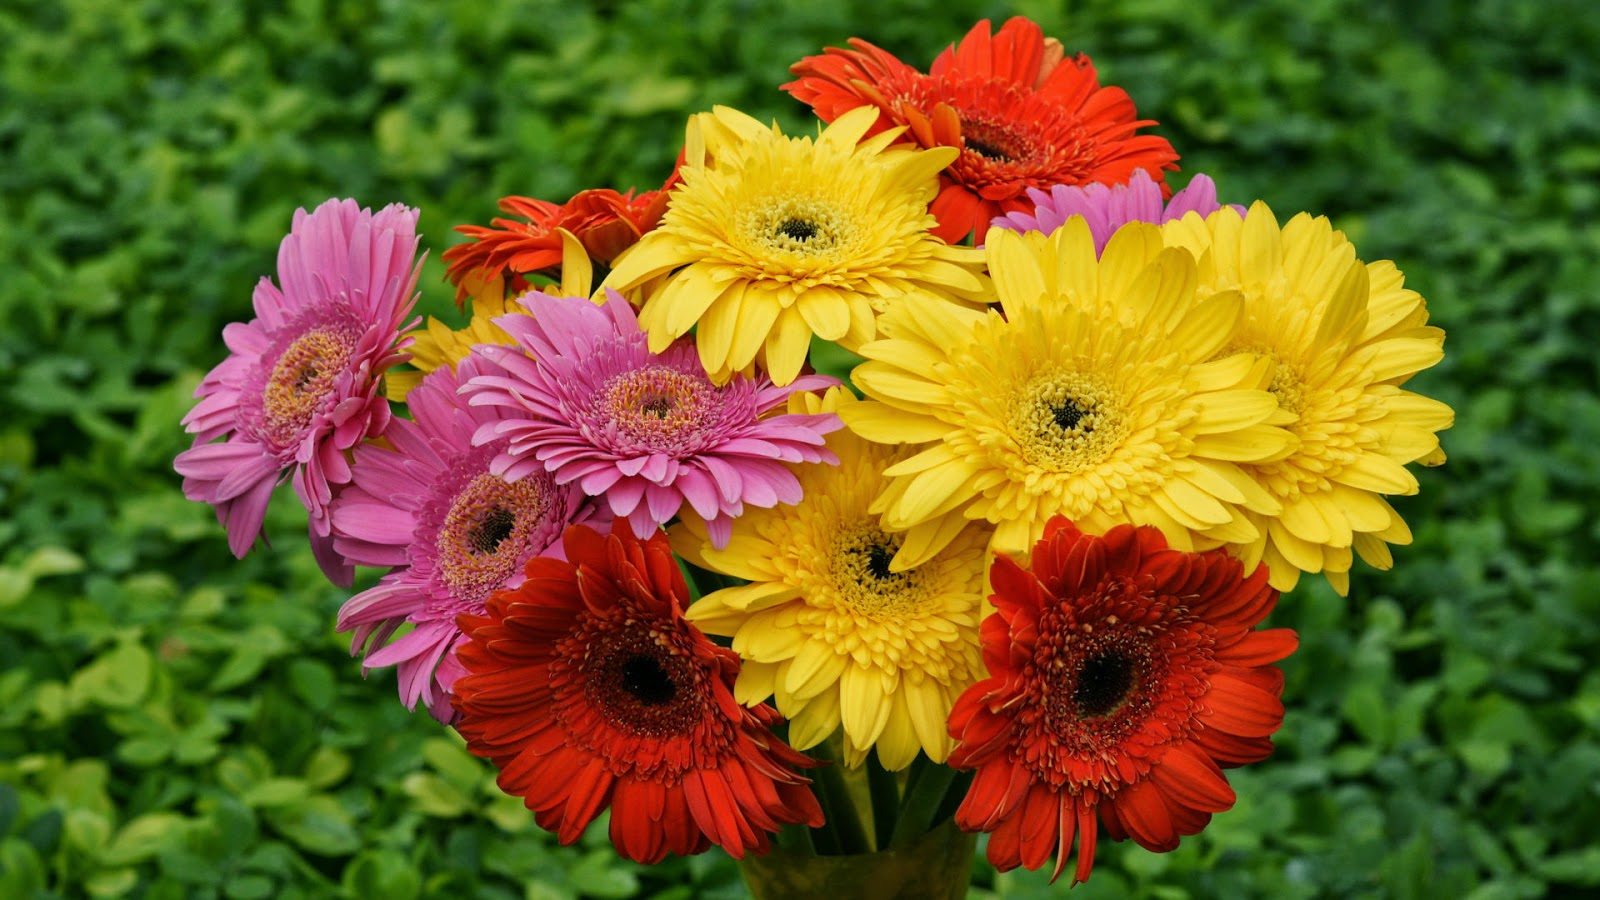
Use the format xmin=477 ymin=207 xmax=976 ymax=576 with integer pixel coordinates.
xmin=441 ymin=184 xmax=673 ymax=307
xmin=451 ymin=521 xmax=824 ymax=863
xmin=784 ymin=17 xmax=1180 ymax=244
xmin=947 ymin=517 xmax=1296 ymax=884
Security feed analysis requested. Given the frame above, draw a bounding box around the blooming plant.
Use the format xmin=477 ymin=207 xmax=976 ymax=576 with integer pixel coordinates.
xmin=178 ymin=15 xmax=1452 ymax=891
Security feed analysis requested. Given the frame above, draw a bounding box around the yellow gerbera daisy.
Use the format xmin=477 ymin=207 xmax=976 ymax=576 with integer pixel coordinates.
xmin=602 ymin=105 xmax=989 ymax=387
xmin=674 ymin=388 xmax=989 ymax=770
xmin=1159 ymin=203 xmax=1453 ymax=594
xmin=386 ymin=231 xmax=594 ymax=401
xmin=841 ymin=218 xmax=1296 ymax=561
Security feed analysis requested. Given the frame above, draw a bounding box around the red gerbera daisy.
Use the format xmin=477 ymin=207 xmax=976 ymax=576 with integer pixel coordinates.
xmin=784 ymin=17 xmax=1179 ymax=244
xmin=947 ymin=517 xmax=1297 ymax=884
xmin=441 ymin=184 xmax=673 ymax=306
xmin=451 ymin=521 xmax=824 ymax=863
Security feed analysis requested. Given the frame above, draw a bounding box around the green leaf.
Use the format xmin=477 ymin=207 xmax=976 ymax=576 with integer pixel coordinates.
xmin=264 ymin=796 xmax=360 ymax=857
xmin=0 ymin=838 xmax=46 ymax=898
xmin=1538 ymin=846 xmax=1600 ymax=885
xmin=421 ymin=735 xmax=484 ymax=793
xmin=402 ymin=772 xmax=470 ymax=819
xmin=243 ymin=778 xmax=310 ymax=809
xmin=568 ymin=850 xmax=640 ymax=899
xmin=342 ymin=848 xmax=421 ymax=900
xmin=71 ymin=641 xmax=153 ymax=709
xmin=302 ymin=746 xmax=350 ymax=790
xmin=85 ymin=868 xmax=140 ymax=897
xmin=0 ymin=783 xmax=18 ymax=838
xmin=224 ymin=873 xmax=277 ymax=900
xmin=101 ymin=813 xmax=189 ymax=867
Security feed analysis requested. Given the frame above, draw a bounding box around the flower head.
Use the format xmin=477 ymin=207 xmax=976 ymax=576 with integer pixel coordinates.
xmin=443 ymin=186 xmax=671 ymax=306
xmin=949 ymin=517 xmax=1296 ymax=884
xmin=676 ymin=389 xmax=989 ymax=769
xmin=841 ymin=219 xmax=1293 ymax=561
xmin=463 ymin=290 xmax=843 ymax=546
xmin=1160 ymin=204 xmax=1453 ymax=593
xmin=175 ymin=198 xmax=422 ymax=583
xmin=785 ymin=17 xmax=1179 ymax=244
xmin=330 ymin=356 xmax=595 ymax=722
xmin=451 ymin=521 xmax=825 ymax=862
xmin=992 ymin=170 xmax=1242 ymax=252
xmin=602 ymin=105 xmax=988 ymax=386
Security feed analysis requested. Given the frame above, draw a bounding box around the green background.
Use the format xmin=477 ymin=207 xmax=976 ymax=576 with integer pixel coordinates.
xmin=3 ymin=0 xmax=1597 ymax=896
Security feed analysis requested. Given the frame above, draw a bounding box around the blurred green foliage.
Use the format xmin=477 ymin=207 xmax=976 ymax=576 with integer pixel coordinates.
xmin=3 ymin=0 xmax=1598 ymax=896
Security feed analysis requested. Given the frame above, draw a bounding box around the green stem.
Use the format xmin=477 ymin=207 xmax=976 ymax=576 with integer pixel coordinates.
xmin=865 ymin=753 xmax=900 ymax=851
xmin=807 ymin=781 xmax=843 ymax=856
xmin=889 ymin=755 xmax=957 ymax=849
xmin=774 ymin=822 xmax=816 ymax=857
xmin=809 ymin=744 xmax=870 ymax=855
xmin=929 ymin=769 xmax=974 ymax=830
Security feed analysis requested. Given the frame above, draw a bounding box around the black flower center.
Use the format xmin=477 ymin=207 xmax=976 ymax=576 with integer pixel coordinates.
xmin=964 ymin=137 xmax=1012 ymax=162
xmin=777 ymin=217 xmax=819 ymax=242
xmin=620 ymin=654 xmax=677 ymax=706
xmin=865 ymin=544 xmax=895 ymax=580
xmin=1052 ymin=400 xmax=1093 ymax=432
xmin=641 ymin=395 xmax=674 ymax=418
xmin=1075 ymin=650 xmax=1136 ymax=718
xmin=468 ymin=508 xmax=516 ymax=555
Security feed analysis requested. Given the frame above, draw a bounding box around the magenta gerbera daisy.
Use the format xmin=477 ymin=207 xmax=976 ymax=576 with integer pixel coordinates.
xmin=462 ymin=290 xmax=844 ymax=547
xmin=990 ymin=169 xmax=1243 ymax=252
xmin=175 ymin=198 xmax=422 ymax=584
xmin=328 ymin=355 xmax=598 ymax=722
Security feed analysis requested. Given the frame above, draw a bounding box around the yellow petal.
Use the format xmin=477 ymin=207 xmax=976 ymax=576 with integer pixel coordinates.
xmin=1335 ymin=452 xmax=1419 ymax=495
xmin=762 ymin=305 xmax=813 ymax=386
xmin=786 ymin=687 xmax=841 ymax=751
xmin=904 ymin=675 xmax=954 ymax=764
xmin=891 ymin=514 xmax=971 ymax=571
xmin=839 ymin=665 xmax=891 ymax=749
xmin=797 ymin=284 xmax=852 ymax=342
xmin=838 ymin=400 xmax=951 ymax=444
xmin=1190 ymin=389 xmax=1282 ymax=434
xmin=851 ymin=364 xmax=951 ymax=407
xmin=784 ymin=640 xmax=849 ymax=701
xmin=873 ymin=692 xmax=922 ymax=771
xmin=733 ymin=661 xmax=779 ymax=706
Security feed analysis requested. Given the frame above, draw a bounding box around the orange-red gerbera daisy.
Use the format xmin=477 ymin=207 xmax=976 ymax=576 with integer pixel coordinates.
xmin=947 ymin=517 xmax=1297 ymax=884
xmin=785 ymin=17 xmax=1179 ymax=244
xmin=450 ymin=521 xmax=824 ymax=863
xmin=442 ymin=185 xmax=672 ymax=306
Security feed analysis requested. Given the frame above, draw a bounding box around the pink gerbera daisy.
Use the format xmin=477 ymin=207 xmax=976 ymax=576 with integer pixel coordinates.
xmin=329 ymin=355 xmax=598 ymax=722
xmin=175 ymin=198 xmax=422 ymax=584
xmin=463 ymin=290 xmax=843 ymax=547
xmin=990 ymin=169 xmax=1243 ymax=252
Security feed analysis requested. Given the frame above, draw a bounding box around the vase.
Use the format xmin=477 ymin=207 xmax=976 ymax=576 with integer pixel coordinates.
xmin=736 ymin=818 xmax=977 ymax=900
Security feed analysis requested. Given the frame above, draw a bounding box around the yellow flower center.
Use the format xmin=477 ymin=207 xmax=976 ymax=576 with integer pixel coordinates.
xmin=599 ymin=365 xmax=715 ymax=447
xmin=261 ymin=327 xmax=356 ymax=445
xmin=828 ymin=524 xmax=926 ymax=617
xmin=435 ymin=473 xmax=552 ymax=601
xmin=741 ymin=196 xmax=855 ymax=265
xmin=1009 ymin=370 xmax=1128 ymax=473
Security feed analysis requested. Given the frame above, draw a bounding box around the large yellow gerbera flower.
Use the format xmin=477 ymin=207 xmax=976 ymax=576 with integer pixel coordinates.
xmin=386 ymin=231 xmax=594 ymax=401
xmin=602 ymin=105 xmax=989 ymax=387
xmin=674 ymin=389 xmax=989 ymax=770
xmin=841 ymin=218 xmax=1296 ymax=561
xmin=1160 ymin=203 xmax=1453 ymax=594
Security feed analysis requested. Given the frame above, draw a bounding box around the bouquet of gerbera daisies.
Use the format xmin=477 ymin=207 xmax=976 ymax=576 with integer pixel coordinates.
xmin=176 ymin=16 xmax=1452 ymax=895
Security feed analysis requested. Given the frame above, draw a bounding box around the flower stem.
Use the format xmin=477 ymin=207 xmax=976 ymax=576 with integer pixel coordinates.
xmin=775 ymin=822 xmax=816 ymax=856
xmin=864 ymin=753 xmax=900 ymax=850
xmin=809 ymin=742 xmax=870 ymax=855
xmin=889 ymin=755 xmax=957 ymax=849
